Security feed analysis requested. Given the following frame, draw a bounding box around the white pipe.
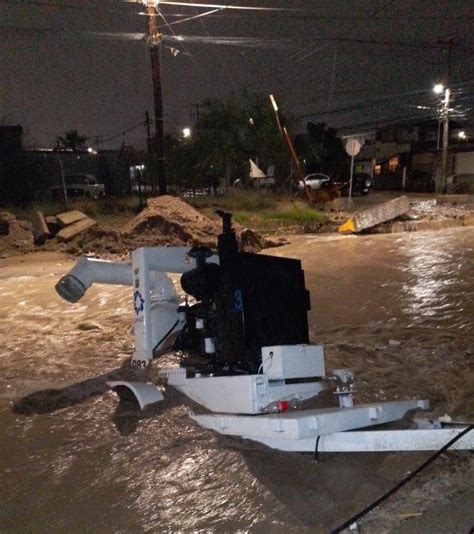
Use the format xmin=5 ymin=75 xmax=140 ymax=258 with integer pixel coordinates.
xmin=55 ymin=257 xmax=132 ymax=303
xmin=56 ymin=256 xmax=181 ymax=358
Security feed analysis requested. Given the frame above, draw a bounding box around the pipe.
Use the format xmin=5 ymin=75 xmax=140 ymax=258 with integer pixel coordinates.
xmin=56 ymin=256 xmax=181 ymax=357
xmin=55 ymin=257 xmax=132 ymax=303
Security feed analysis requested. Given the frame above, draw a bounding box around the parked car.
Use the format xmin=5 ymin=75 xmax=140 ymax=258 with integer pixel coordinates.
xmin=333 ymin=173 xmax=373 ymax=196
xmin=51 ymin=174 xmax=105 ymax=200
xmin=297 ymin=173 xmax=332 ymax=191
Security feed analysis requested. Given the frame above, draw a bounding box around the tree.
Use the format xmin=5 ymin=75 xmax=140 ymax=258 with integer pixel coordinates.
xmin=56 ymin=130 xmax=88 ymax=151
xmin=296 ymin=122 xmax=349 ymax=177
xmin=165 ymin=93 xmax=296 ymax=190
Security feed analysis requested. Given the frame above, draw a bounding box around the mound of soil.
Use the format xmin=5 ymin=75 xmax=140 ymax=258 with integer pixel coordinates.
xmin=0 ymin=211 xmax=34 ymax=257
xmin=65 ymin=196 xmax=273 ymax=257
xmin=124 ymin=195 xmax=221 ymax=247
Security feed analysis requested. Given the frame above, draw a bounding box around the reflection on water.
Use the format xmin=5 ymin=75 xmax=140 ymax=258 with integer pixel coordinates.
xmin=399 ymin=232 xmax=470 ymax=329
xmin=0 ymin=228 xmax=473 ymax=532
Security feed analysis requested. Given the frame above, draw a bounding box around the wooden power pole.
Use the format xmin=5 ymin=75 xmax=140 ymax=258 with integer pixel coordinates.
xmin=146 ymin=1 xmax=167 ymax=195
xmin=144 ymin=110 xmax=157 ymax=194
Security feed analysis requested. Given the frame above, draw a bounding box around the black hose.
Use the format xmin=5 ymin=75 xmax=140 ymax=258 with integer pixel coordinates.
xmin=331 ymin=424 xmax=473 ymax=534
xmin=152 ymin=320 xmax=179 ymax=355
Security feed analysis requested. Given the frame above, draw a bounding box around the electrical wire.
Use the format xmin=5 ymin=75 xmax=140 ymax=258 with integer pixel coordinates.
xmin=0 ymin=22 xmax=464 ymax=52
xmin=2 ymin=0 xmax=472 ymax=19
xmin=330 ymin=425 xmax=473 ymax=534
xmin=372 ymin=0 xmax=397 ymax=16
xmin=189 ymin=0 xmax=252 ymax=121
xmin=0 ymin=0 xmax=134 ymax=13
xmin=158 ymin=6 xmax=225 ymax=27
xmin=156 ymin=7 xmax=199 ymax=65
xmin=297 ymin=82 xmax=474 ymax=119
xmin=163 ymin=34 xmax=292 ymax=49
xmin=100 ymin=120 xmax=145 ymax=143
xmin=152 ymin=319 xmax=179 ymax=354
xmin=158 ymin=1 xmax=301 ymax=12
xmin=257 ymin=352 xmax=273 ymax=374
xmin=324 ymin=44 xmax=338 ymax=123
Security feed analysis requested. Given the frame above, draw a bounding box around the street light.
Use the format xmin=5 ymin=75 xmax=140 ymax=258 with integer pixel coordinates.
xmin=458 ymin=130 xmax=466 ymax=140
xmin=433 ymin=83 xmax=444 ymax=94
xmin=183 ymin=127 xmax=191 ymax=138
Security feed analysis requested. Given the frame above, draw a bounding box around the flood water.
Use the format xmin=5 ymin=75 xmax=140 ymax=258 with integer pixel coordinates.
xmin=0 ymin=228 xmax=473 ymax=532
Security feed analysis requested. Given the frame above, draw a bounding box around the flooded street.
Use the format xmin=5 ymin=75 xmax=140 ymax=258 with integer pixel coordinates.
xmin=0 ymin=229 xmax=473 ymax=533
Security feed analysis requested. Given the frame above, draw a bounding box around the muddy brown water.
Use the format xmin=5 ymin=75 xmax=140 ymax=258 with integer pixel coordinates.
xmin=0 ymin=229 xmax=473 ymax=532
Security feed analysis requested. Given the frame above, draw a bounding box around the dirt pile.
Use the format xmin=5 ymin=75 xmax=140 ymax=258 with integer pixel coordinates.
xmin=124 ymin=195 xmax=221 ymax=247
xmin=0 ymin=211 xmax=34 ymax=256
xmin=66 ymin=196 xmax=273 ymax=256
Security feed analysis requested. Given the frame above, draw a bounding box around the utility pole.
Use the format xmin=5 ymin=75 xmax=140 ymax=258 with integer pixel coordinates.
xmin=440 ymin=38 xmax=454 ymax=193
xmin=144 ymin=110 xmax=156 ymax=194
xmin=194 ymin=103 xmax=201 ymax=121
xmin=441 ymin=85 xmax=450 ymax=192
xmin=146 ymin=0 xmax=167 ymax=195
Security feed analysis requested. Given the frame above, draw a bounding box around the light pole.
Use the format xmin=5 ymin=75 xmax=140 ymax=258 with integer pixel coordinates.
xmin=433 ymin=83 xmax=450 ymax=193
xmin=146 ymin=0 xmax=167 ymax=196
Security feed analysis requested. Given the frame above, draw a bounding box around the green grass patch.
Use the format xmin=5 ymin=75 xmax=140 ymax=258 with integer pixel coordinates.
xmin=260 ymin=207 xmax=327 ymax=226
xmin=232 ymin=211 xmax=253 ymax=226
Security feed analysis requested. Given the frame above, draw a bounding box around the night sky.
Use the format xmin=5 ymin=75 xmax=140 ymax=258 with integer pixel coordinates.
xmin=0 ymin=0 xmax=473 ymax=149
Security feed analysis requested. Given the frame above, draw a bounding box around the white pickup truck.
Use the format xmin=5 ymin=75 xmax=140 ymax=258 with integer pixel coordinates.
xmin=52 ymin=174 xmax=105 ymax=200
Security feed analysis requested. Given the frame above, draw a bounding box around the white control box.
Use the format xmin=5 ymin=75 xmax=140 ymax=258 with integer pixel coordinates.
xmin=261 ymin=344 xmax=325 ymax=380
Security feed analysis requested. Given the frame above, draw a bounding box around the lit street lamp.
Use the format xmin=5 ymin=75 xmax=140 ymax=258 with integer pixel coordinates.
xmin=183 ymin=127 xmax=191 ymax=138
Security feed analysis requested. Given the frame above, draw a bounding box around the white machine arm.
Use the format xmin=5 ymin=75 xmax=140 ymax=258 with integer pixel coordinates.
xmin=55 ymin=257 xmax=133 ymax=303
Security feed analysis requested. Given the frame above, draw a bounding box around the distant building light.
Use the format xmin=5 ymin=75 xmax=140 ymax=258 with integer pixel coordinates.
xmin=388 ymin=155 xmax=399 ymax=173
xmin=433 ymin=83 xmax=444 ymax=94
xmin=249 ymin=117 xmax=254 ymax=125
xmin=458 ymin=131 xmax=466 ymax=140
xmin=87 ymin=147 xmax=97 ymax=154
xmin=183 ymin=127 xmax=191 ymax=138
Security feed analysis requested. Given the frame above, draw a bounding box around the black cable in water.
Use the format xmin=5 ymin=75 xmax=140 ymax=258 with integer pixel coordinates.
xmin=331 ymin=425 xmax=473 ymax=534
xmin=152 ymin=320 xmax=179 ymax=355
xmin=313 ymin=435 xmax=321 ymax=463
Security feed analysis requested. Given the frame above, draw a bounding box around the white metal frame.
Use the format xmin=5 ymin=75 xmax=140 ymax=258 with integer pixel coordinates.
xmin=130 ymin=247 xmax=218 ymax=367
xmin=160 ymin=366 xmax=326 ymax=414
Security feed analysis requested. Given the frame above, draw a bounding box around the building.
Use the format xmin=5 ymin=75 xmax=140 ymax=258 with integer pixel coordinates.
xmin=354 ymin=120 xmax=474 ymax=193
xmin=0 ymin=124 xmax=145 ymax=205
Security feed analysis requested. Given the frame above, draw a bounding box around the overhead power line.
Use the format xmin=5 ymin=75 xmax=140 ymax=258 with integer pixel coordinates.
xmin=297 ymin=80 xmax=474 ymax=117
xmin=2 ymin=0 xmax=472 ymax=20
xmin=100 ymin=120 xmax=145 ymax=143
xmin=121 ymin=0 xmax=301 ymax=11
xmin=0 ymin=16 xmax=465 ymax=52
